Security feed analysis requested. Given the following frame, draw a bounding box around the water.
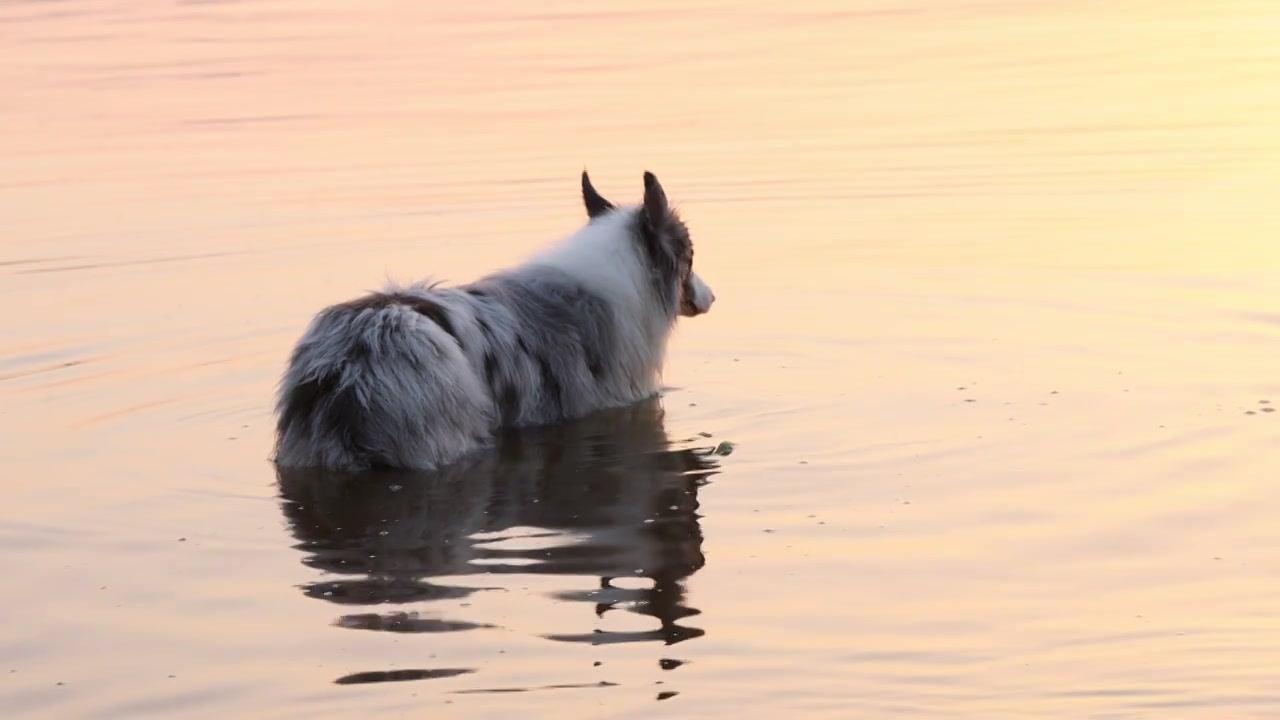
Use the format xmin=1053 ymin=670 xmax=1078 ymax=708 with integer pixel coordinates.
xmin=4 ymin=0 xmax=1280 ymax=717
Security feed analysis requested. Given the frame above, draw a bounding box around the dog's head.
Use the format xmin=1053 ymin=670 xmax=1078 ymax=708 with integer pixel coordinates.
xmin=582 ymin=170 xmax=715 ymax=318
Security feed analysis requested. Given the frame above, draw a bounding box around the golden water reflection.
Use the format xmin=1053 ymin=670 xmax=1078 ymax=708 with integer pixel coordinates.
xmin=2 ymin=0 xmax=1280 ymax=717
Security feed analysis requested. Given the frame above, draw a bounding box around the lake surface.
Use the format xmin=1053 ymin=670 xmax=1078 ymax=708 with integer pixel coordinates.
xmin=4 ymin=0 xmax=1280 ymax=717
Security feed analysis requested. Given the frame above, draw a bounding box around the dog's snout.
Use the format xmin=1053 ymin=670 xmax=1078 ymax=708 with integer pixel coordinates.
xmin=681 ymin=272 xmax=714 ymax=317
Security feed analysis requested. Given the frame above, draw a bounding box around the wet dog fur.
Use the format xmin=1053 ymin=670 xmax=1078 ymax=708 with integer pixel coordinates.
xmin=273 ymin=171 xmax=715 ymax=471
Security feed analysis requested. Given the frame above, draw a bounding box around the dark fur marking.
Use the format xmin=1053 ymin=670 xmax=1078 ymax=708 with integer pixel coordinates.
xmin=331 ymin=293 xmax=398 ymax=314
xmin=333 ymin=292 xmax=463 ymax=350
xmin=276 ymin=372 xmax=335 ymax=439
xmin=348 ymin=334 xmax=374 ymax=364
xmin=474 ymin=317 xmax=494 ymax=351
xmin=585 ymin=347 xmax=606 ymax=380
xmin=536 ymin=354 xmax=564 ymax=416
xmin=507 ymin=277 xmax=615 ymax=385
xmin=326 ymin=382 xmax=372 ymax=460
xmin=278 ymin=370 xmax=374 ymax=467
xmin=568 ymin=286 xmax=614 ymax=382
xmin=632 ymin=212 xmax=686 ymax=318
xmin=498 ymin=384 xmax=521 ymax=425
xmin=393 ymin=294 xmax=460 ymax=350
xmin=483 ymin=352 xmax=499 ymax=388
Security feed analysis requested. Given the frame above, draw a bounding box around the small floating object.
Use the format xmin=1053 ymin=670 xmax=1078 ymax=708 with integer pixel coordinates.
xmin=712 ymin=441 xmax=735 ymax=456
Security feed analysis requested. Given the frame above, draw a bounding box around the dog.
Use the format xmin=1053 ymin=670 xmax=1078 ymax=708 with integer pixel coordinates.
xmin=274 ymin=170 xmax=714 ymax=471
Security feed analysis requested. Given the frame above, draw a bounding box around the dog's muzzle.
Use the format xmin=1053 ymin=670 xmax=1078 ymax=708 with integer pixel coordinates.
xmin=681 ymin=272 xmax=715 ymax=317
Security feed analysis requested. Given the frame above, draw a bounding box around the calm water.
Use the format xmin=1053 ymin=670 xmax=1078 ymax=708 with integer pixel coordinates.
xmin=4 ymin=1 xmax=1280 ymax=717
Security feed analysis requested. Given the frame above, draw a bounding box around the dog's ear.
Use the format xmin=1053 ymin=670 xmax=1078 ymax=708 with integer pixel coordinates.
xmin=581 ymin=170 xmax=615 ymax=219
xmin=642 ymin=171 xmax=669 ymax=228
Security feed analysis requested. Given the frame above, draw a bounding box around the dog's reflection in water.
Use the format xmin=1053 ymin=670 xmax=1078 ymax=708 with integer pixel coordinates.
xmin=277 ymin=398 xmax=719 ymax=660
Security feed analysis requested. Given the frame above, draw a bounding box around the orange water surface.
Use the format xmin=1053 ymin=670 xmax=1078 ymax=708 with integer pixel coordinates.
xmin=3 ymin=1 xmax=1280 ymax=717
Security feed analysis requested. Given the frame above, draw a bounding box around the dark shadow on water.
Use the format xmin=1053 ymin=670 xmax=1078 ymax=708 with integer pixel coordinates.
xmin=277 ymin=398 xmax=720 ymax=684
xmin=334 ymin=668 xmax=475 ymax=686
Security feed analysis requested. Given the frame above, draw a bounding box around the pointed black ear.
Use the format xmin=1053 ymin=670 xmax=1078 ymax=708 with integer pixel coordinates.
xmin=642 ymin=171 xmax=668 ymax=227
xmin=581 ymin=170 xmax=615 ymax=219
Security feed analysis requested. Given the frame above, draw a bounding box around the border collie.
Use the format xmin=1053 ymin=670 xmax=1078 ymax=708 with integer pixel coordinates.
xmin=274 ymin=171 xmax=714 ymax=471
